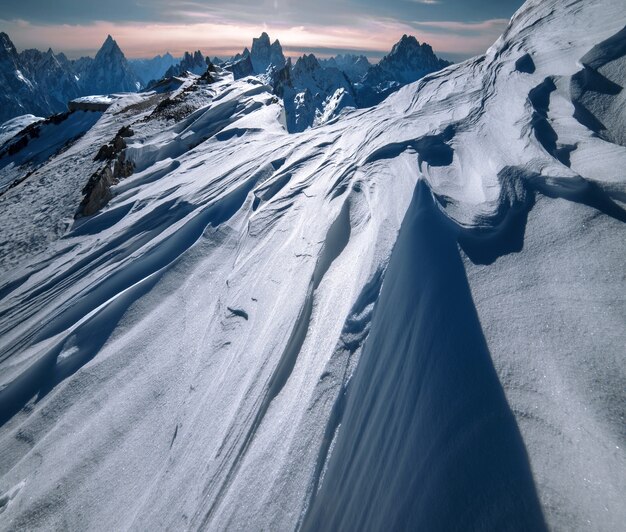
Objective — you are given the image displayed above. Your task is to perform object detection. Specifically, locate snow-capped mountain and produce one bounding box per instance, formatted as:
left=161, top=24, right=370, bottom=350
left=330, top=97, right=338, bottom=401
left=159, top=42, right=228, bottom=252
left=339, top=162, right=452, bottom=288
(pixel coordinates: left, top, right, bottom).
left=0, top=33, right=50, bottom=123
left=227, top=32, right=286, bottom=76
left=164, top=50, right=209, bottom=78
left=1, top=0, right=625, bottom=530
left=0, top=33, right=142, bottom=123
left=358, top=34, right=451, bottom=106
left=226, top=34, right=353, bottom=131
left=279, top=53, right=356, bottom=132
left=129, top=53, right=178, bottom=88
left=319, top=54, right=371, bottom=82
left=79, top=35, right=141, bottom=94
left=19, top=48, right=82, bottom=114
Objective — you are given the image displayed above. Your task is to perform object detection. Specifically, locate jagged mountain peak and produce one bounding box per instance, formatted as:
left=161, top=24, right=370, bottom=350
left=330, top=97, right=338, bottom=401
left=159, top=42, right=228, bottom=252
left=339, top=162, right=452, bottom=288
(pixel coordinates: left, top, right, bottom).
left=249, top=32, right=286, bottom=73
left=388, top=34, right=436, bottom=60
left=358, top=33, right=451, bottom=104
left=0, top=32, right=17, bottom=57
left=96, top=35, right=124, bottom=59
left=293, top=53, right=321, bottom=73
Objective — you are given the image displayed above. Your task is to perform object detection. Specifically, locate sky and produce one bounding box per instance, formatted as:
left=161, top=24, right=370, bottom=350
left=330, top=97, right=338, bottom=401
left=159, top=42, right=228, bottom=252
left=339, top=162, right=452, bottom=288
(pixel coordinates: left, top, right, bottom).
left=0, top=0, right=525, bottom=61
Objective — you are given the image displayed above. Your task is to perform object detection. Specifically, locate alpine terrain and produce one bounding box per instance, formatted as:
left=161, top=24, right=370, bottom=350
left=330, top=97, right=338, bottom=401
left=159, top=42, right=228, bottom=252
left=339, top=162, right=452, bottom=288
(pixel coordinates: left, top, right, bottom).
left=0, top=0, right=625, bottom=530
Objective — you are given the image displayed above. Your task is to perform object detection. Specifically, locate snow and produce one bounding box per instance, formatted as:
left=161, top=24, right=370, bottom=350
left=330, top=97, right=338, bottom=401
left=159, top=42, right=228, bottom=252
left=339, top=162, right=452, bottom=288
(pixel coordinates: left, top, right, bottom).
left=0, top=0, right=625, bottom=530
left=70, top=95, right=116, bottom=105
left=0, top=115, right=43, bottom=146
left=0, top=110, right=103, bottom=194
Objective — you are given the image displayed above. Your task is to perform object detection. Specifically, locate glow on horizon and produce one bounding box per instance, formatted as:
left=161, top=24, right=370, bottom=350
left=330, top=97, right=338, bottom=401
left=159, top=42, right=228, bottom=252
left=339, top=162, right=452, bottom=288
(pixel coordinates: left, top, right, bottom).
left=0, top=17, right=509, bottom=60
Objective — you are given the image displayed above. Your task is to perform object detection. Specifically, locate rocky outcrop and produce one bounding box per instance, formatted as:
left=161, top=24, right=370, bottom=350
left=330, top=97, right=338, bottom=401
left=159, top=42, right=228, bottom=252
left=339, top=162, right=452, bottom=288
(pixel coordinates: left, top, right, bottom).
left=80, top=125, right=135, bottom=216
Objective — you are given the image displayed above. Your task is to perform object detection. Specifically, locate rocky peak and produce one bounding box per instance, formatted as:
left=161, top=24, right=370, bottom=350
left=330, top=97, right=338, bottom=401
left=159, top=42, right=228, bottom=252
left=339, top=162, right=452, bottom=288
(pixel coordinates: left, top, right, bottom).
left=0, top=32, right=18, bottom=60
left=96, top=35, right=125, bottom=61
left=249, top=32, right=285, bottom=73
left=82, top=34, right=140, bottom=94
left=293, top=54, right=321, bottom=75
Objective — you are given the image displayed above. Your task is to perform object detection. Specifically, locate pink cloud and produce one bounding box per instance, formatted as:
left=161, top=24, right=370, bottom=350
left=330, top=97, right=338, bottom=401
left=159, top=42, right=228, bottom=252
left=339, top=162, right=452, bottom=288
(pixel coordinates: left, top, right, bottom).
left=0, top=16, right=508, bottom=60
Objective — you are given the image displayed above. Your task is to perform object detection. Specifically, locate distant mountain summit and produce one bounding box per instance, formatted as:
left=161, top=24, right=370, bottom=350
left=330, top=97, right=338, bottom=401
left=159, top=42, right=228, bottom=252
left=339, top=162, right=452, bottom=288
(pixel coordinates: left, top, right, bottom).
left=19, top=47, right=82, bottom=113
left=0, top=33, right=143, bottom=123
left=223, top=32, right=449, bottom=132
left=365, top=34, right=451, bottom=85
left=320, top=54, right=371, bottom=82
left=250, top=32, right=286, bottom=73
left=358, top=35, right=451, bottom=105
left=130, top=53, right=178, bottom=87
left=0, top=32, right=50, bottom=121
left=281, top=53, right=356, bottom=132
left=80, top=35, right=140, bottom=94
left=164, top=50, right=209, bottom=78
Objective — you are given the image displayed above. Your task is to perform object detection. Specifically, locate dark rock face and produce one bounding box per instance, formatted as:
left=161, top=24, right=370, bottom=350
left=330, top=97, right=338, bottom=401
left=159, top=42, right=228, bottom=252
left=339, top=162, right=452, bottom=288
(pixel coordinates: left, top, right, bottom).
left=228, top=56, right=255, bottom=80
left=250, top=32, right=286, bottom=73
left=80, top=126, right=136, bottom=216
left=79, top=166, right=116, bottom=216
left=358, top=35, right=451, bottom=106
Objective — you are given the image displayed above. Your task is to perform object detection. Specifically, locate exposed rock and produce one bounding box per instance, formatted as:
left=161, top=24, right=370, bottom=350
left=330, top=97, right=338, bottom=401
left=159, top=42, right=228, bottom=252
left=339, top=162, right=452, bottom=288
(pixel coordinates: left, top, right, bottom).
left=228, top=56, right=254, bottom=80
left=117, top=125, right=134, bottom=137
left=250, top=32, right=286, bottom=73
left=77, top=165, right=116, bottom=217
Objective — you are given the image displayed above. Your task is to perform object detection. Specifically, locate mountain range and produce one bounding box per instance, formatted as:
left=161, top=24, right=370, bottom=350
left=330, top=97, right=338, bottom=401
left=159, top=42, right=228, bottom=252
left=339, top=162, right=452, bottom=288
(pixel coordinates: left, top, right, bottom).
left=222, top=31, right=450, bottom=131
left=0, top=30, right=451, bottom=127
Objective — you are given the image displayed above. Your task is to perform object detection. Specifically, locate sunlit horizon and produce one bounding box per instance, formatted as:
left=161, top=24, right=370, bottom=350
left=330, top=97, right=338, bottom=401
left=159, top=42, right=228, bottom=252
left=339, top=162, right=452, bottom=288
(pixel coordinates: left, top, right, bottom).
left=1, top=16, right=511, bottom=62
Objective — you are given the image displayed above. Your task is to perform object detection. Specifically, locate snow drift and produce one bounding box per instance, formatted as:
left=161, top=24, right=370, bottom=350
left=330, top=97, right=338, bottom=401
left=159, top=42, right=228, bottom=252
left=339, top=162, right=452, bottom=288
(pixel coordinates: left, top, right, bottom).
left=0, top=0, right=625, bottom=530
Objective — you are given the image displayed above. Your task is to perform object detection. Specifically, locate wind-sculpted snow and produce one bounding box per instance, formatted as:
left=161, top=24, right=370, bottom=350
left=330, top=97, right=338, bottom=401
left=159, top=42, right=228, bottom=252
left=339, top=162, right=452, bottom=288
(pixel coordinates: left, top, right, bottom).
left=0, top=0, right=625, bottom=530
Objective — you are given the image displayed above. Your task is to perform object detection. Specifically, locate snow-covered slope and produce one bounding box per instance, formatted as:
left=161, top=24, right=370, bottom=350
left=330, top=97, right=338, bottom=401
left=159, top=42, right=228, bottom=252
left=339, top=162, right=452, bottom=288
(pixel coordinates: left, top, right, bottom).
left=0, top=1, right=625, bottom=530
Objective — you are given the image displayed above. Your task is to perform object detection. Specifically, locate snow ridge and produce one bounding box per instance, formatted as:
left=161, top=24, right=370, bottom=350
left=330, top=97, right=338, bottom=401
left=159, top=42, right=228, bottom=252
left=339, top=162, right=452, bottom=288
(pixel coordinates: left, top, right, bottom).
left=0, top=0, right=625, bottom=530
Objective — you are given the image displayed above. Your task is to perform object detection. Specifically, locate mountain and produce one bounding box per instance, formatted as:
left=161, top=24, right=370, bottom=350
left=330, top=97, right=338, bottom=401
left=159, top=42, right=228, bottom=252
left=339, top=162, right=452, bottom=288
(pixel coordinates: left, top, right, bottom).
left=227, top=32, right=285, bottom=76
left=19, top=48, right=82, bottom=113
left=164, top=50, right=209, bottom=78
left=358, top=34, right=451, bottom=105
left=1, top=0, right=626, bottom=530
left=250, top=31, right=286, bottom=73
left=80, top=35, right=141, bottom=94
left=319, top=54, right=371, bottom=82
left=129, top=53, right=178, bottom=87
left=0, top=32, right=49, bottom=123
left=280, top=53, right=356, bottom=132
left=0, top=33, right=142, bottom=124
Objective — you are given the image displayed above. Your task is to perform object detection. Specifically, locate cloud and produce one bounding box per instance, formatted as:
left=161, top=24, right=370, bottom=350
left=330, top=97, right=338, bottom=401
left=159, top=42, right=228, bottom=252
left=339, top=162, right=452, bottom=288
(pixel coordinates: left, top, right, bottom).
left=412, top=18, right=509, bottom=32
left=0, top=14, right=509, bottom=60
left=0, top=1, right=519, bottom=60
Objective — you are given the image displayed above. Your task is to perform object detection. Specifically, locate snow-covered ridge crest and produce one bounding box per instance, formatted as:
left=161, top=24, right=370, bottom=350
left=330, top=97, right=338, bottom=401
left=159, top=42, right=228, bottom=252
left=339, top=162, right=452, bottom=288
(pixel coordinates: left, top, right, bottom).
left=0, top=0, right=625, bottom=530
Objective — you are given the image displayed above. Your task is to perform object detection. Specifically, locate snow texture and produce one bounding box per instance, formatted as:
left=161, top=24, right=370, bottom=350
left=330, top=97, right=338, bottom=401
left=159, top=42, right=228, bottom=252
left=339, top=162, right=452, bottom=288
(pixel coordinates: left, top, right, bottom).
left=0, top=0, right=625, bottom=530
